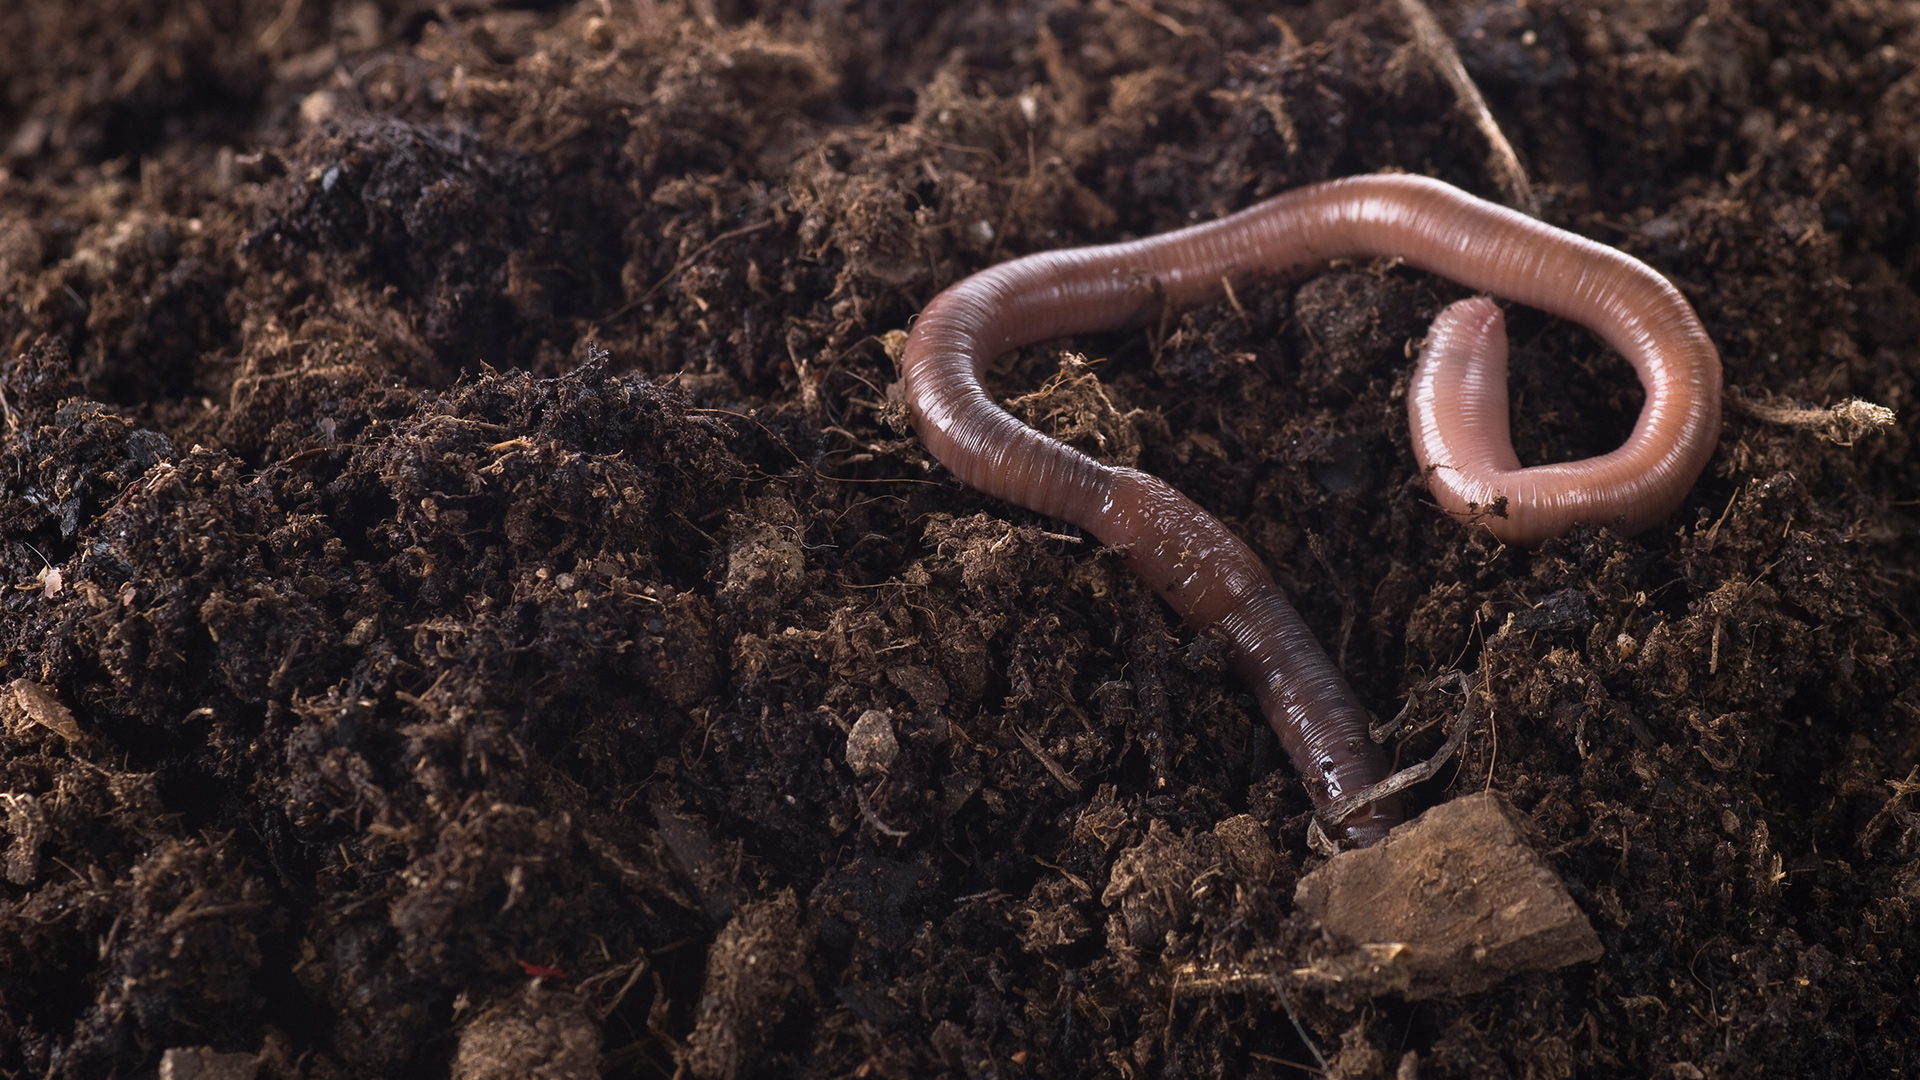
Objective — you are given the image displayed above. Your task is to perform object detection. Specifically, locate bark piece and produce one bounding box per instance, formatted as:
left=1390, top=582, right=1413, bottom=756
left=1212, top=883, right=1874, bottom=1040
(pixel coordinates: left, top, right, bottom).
left=1294, top=792, right=1601, bottom=999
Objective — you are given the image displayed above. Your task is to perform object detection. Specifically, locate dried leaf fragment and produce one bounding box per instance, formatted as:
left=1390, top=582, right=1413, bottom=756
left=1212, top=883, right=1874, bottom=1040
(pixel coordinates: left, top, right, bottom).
left=5, top=678, right=85, bottom=743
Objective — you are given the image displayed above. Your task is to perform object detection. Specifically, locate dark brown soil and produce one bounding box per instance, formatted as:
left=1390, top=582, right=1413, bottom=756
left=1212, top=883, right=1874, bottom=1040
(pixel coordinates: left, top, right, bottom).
left=2, top=1, right=1918, bottom=1077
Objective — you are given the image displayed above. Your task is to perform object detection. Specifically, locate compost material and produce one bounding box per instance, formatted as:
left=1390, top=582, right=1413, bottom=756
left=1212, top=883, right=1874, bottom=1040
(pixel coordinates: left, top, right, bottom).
left=1293, top=790, right=1604, bottom=1001
left=2, top=1, right=1918, bottom=1077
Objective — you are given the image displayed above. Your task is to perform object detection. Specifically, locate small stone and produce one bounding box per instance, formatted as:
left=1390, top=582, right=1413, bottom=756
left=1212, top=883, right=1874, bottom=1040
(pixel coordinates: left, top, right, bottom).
left=298, top=91, right=338, bottom=128
left=1293, top=791, right=1602, bottom=1000
left=844, top=710, right=899, bottom=777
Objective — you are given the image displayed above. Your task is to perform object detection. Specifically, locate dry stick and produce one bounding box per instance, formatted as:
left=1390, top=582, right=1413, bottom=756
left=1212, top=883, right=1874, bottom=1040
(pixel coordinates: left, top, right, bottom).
left=1394, top=0, right=1540, bottom=218
left=610, top=218, right=776, bottom=319
left=1725, top=387, right=1896, bottom=446
left=1315, top=672, right=1473, bottom=838
left=1012, top=724, right=1083, bottom=793
left=256, top=0, right=306, bottom=52
left=1268, top=976, right=1332, bottom=1074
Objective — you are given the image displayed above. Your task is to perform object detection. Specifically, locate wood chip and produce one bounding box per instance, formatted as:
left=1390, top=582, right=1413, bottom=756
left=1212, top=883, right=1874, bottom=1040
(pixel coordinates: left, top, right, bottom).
left=1293, top=791, right=1601, bottom=999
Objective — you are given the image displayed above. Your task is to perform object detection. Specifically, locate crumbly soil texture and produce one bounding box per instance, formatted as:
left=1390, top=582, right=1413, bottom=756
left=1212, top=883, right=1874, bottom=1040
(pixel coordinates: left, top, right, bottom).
left=2, top=1, right=1918, bottom=1078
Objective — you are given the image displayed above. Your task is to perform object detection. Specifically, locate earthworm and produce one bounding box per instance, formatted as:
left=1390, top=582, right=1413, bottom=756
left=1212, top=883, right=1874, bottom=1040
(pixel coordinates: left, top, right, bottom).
left=900, top=173, right=1722, bottom=845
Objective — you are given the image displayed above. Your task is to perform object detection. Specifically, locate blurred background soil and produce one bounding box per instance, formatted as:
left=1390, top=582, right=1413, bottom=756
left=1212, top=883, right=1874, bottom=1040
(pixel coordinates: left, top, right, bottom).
left=1, top=1, right=1918, bottom=1077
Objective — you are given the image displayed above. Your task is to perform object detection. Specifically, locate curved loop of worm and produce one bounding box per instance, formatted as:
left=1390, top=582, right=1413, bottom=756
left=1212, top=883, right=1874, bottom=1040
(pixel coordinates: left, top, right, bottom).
left=900, top=173, right=1723, bottom=846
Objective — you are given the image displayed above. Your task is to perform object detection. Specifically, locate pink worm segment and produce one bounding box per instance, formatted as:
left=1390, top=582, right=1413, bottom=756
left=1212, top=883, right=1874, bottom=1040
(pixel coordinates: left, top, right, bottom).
left=900, top=173, right=1722, bottom=846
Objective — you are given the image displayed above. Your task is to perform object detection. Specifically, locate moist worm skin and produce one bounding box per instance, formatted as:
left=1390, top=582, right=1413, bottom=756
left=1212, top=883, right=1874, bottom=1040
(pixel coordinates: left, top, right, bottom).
left=900, top=173, right=1722, bottom=846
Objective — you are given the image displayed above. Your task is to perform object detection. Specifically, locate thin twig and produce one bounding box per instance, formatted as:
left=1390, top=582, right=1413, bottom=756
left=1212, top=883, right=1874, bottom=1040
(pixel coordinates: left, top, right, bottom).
left=610, top=218, right=776, bottom=319
left=1269, top=976, right=1331, bottom=1074
left=854, top=785, right=910, bottom=839
left=1119, top=0, right=1209, bottom=39
left=1317, top=671, right=1473, bottom=829
left=1370, top=670, right=1461, bottom=743
left=1012, top=724, right=1082, bottom=793
left=1394, top=0, right=1539, bottom=217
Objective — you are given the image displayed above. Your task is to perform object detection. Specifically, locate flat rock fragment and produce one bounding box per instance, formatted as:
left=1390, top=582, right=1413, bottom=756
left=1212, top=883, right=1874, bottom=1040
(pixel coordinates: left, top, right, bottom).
left=844, top=708, right=899, bottom=777
left=1293, top=792, right=1601, bottom=999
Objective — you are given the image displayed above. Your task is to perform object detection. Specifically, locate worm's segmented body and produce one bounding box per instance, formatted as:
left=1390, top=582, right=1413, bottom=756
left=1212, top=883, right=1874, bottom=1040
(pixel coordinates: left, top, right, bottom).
left=901, top=174, right=1722, bottom=845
